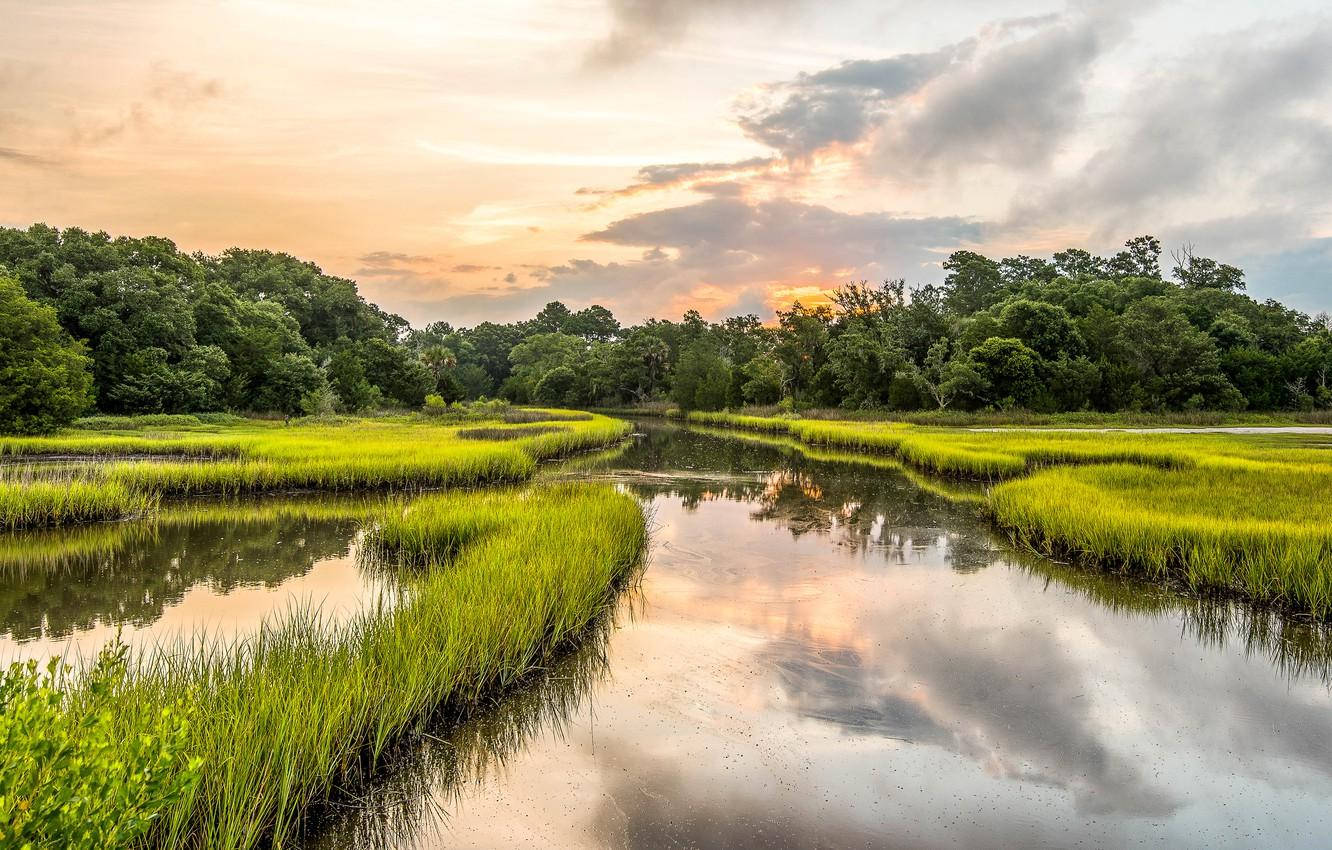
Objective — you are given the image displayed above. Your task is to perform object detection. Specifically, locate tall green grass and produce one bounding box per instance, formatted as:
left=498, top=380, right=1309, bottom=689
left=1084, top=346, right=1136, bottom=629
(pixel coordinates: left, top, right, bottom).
left=991, top=463, right=1332, bottom=616
left=28, top=483, right=644, bottom=850
left=0, top=480, right=157, bottom=531
left=0, top=413, right=631, bottom=530
left=688, top=410, right=1332, bottom=616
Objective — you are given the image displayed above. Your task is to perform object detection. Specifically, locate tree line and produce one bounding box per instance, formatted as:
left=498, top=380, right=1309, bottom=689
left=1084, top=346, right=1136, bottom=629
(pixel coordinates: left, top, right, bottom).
left=2, top=224, right=1330, bottom=433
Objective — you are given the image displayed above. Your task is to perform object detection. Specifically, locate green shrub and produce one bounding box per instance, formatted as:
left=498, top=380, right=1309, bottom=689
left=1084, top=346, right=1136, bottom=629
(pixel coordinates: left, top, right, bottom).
left=422, top=393, right=447, bottom=415
left=0, top=641, right=202, bottom=849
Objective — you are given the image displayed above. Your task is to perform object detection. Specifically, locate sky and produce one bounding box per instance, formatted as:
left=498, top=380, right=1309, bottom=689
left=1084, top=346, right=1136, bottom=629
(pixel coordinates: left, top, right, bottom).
left=1, top=0, right=1330, bottom=327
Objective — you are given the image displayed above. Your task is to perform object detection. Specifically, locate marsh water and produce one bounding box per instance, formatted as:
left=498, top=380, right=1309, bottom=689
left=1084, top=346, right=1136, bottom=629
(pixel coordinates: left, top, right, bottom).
left=5, top=422, right=1332, bottom=847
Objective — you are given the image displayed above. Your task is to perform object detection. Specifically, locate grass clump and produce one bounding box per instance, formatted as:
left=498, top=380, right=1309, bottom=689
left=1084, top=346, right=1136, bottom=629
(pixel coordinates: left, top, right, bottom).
left=0, top=479, right=157, bottom=531
left=15, top=483, right=644, bottom=850
left=687, top=410, right=1332, bottom=616
left=130, top=484, right=644, bottom=849
left=0, top=413, right=631, bottom=529
left=991, top=463, right=1332, bottom=616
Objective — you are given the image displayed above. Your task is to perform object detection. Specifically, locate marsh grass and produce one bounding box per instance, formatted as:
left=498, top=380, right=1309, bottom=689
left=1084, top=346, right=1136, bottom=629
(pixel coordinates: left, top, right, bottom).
left=688, top=411, right=1332, bottom=617
left=0, top=479, right=157, bottom=531
left=0, top=413, right=631, bottom=530
left=34, top=483, right=646, bottom=850
left=991, top=463, right=1332, bottom=617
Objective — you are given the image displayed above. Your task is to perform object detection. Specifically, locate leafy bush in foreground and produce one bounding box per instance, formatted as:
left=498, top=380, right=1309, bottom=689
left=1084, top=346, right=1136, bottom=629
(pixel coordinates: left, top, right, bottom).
left=0, top=641, right=202, bottom=849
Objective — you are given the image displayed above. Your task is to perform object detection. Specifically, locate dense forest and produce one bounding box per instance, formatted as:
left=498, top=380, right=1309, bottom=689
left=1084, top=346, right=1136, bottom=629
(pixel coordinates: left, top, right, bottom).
left=1, top=224, right=1330, bottom=433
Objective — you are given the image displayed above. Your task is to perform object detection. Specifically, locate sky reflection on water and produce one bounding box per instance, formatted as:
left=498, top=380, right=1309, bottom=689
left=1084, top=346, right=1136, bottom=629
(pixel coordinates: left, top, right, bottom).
left=301, top=424, right=1332, bottom=848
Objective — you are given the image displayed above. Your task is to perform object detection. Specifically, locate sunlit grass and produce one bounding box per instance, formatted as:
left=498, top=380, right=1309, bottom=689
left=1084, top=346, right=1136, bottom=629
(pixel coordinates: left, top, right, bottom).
left=0, top=413, right=631, bottom=530
left=28, top=483, right=645, bottom=850
left=687, top=410, right=1332, bottom=616
left=0, top=479, right=157, bottom=531
left=991, top=463, right=1332, bottom=616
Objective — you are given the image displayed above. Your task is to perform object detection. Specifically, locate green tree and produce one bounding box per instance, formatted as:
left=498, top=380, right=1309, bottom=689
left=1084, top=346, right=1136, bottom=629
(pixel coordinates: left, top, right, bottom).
left=533, top=366, right=577, bottom=404
left=1115, top=297, right=1243, bottom=410
left=673, top=342, right=731, bottom=411
left=1171, top=245, right=1245, bottom=291
left=967, top=338, right=1043, bottom=409
left=998, top=299, right=1084, bottom=360
left=911, top=338, right=984, bottom=410
left=941, top=251, right=1004, bottom=315
left=740, top=355, right=783, bottom=405
left=325, top=345, right=376, bottom=412
left=0, top=276, right=92, bottom=433
left=774, top=302, right=832, bottom=402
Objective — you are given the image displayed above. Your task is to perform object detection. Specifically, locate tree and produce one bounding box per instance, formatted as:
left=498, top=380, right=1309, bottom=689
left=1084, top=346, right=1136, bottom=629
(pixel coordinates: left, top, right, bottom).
left=0, top=276, right=93, bottom=433
left=1106, top=235, right=1162, bottom=279
left=740, top=355, right=783, bottom=405
left=255, top=353, right=325, bottom=416
left=825, top=320, right=905, bottom=408
left=911, top=338, right=983, bottom=410
left=1171, top=245, right=1245, bottom=291
left=507, top=332, right=585, bottom=400
left=672, top=342, right=731, bottom=411
left=998, top=299, right=1084, bottom=360
left=774, top=302, right=832, bottom=402
left=533, top=366, right=577, bottom=404
left=325, top=344, right=376, bottom=412
left=531, top=301, right=573, bottom=335
left=566, top=305, right=621, bottom=341
left=941, top=251, right=1004, bottom=315
left=1052, top=248, right=1105, bottom=280
left=967, top=338, right=1043, bottom=409
left=1115, top=297, right=1243, bottom=410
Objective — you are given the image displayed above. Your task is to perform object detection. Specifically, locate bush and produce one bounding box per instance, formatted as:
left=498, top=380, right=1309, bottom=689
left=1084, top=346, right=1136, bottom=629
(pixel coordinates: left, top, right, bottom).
left=422, top=393, right=448, bottom=416
left=0, top=640, right=202, bottom=848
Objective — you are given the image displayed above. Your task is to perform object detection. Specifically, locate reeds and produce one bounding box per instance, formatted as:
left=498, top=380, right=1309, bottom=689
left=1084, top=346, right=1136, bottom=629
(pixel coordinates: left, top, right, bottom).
left=40, top=483, right=645, bottom=850
left=990, top=463, right=1332, bottom=617
left=0, top=413, right=631, bottom=530
left=0, top=479, right=157, bottom=531
left=688, top=410, right=1332, bottom=616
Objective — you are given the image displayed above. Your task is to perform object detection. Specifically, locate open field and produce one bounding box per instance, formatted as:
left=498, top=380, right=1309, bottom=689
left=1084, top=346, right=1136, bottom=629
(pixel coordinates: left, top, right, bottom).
left=684, top=411, right=1332, bottom=617
left=5, top=483, right=646, bottom=849
left=0, top=411, right=630, bottom=530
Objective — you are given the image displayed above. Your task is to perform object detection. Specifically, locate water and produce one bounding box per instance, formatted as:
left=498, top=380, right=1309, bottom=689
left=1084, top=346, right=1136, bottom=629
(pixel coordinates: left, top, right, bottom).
left=5, top=423, right=1332, bottom=847
left=0, top=494, right=394, bottom=664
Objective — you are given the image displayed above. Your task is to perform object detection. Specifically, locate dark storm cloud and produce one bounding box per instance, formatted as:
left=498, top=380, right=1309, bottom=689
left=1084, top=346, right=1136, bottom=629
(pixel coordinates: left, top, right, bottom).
left=586, top=0, right=805, bottom=68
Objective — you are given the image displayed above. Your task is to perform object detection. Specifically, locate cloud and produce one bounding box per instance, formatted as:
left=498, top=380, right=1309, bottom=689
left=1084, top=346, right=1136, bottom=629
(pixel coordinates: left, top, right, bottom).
left=582, top=196, right=980, bottom=281
left=449, top=263, right=498, bottom=273
left=735, top=41, right=975, bottom=159
left=0, top=146, right=54, bottom=167
left=1016, top=20, right=1332, bottom=241
left=732, top=7, right=1135, bottom=175
left=1239, top=238, right=1332, bottom=316
left=585, top=0, right=804, bottom=68
left=425, top=197, right=983, bottom=323
left=146, top=63, right=224, bottom=108
left=61, top=62, right=226, bottom=150
left=577, top=156, right=777, bottom=201
left=354, top=250, right=439, bottom=277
